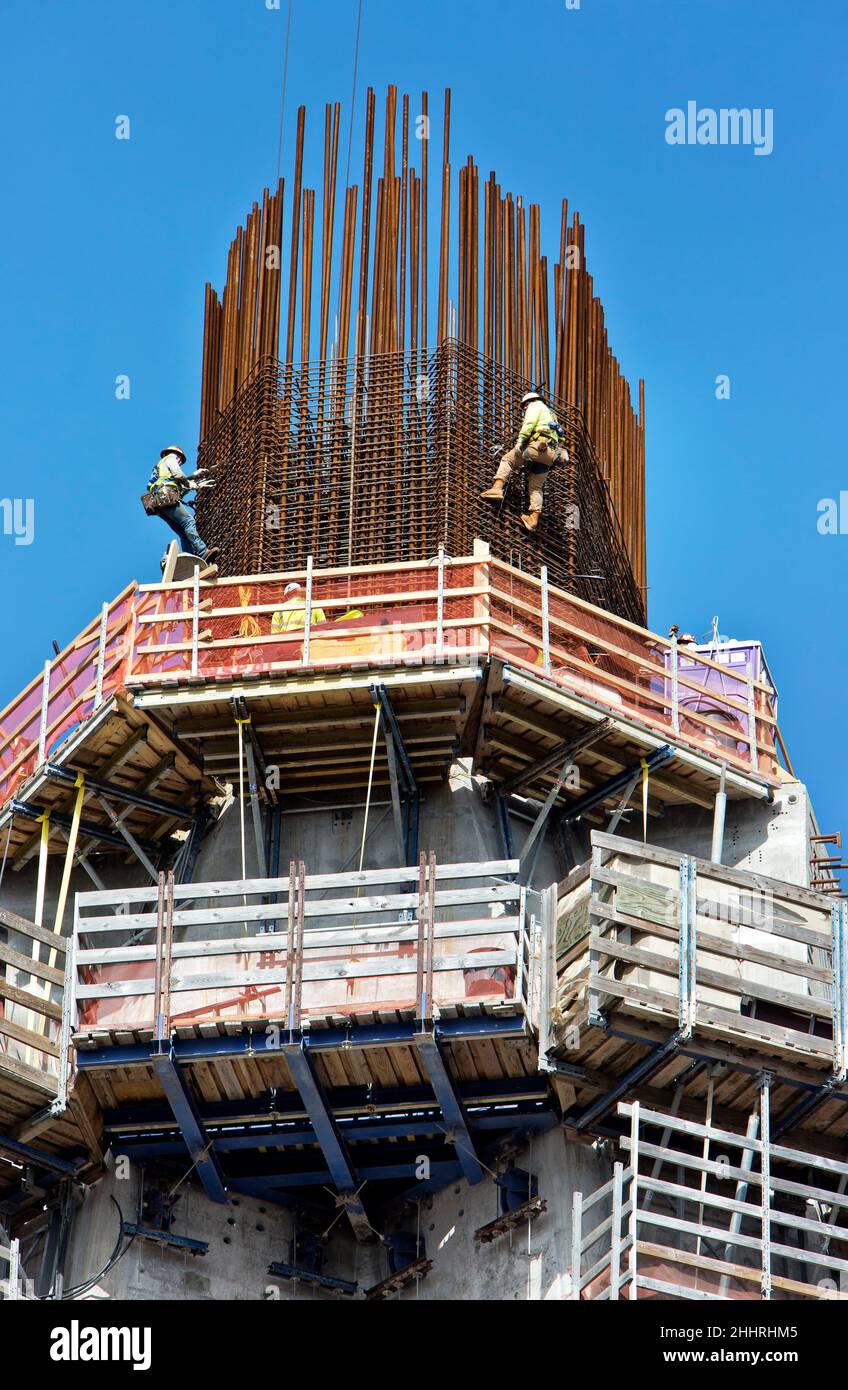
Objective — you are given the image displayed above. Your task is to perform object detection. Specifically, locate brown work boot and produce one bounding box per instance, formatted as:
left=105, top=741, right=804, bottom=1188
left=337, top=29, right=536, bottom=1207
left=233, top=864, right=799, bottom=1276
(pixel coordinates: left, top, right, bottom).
left=480, top=479, right=505, bottom=501
left=520, top=512, right=539, bottom=533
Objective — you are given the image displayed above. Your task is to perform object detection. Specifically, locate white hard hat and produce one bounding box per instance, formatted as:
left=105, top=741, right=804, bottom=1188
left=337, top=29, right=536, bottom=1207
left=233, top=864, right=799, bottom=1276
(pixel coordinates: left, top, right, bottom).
left=284, top=582, right=302, bottom=597
left=160, top=444, right=187, bottom=461
left=521, top=391, right=541, bottom=406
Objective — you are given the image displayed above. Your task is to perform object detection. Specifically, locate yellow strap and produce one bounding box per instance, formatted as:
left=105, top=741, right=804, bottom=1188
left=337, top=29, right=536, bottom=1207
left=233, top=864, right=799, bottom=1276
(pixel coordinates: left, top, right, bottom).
left=641, top=759, right=650, bottom=842
left=34, top=811, right=51, bottom=930
left=51, top=772, right=85, bottom=963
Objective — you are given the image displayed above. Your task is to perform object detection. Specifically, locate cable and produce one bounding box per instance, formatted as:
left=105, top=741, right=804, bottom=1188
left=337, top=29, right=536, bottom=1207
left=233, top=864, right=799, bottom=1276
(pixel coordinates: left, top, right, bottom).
left=51, top=1197, right=134, bottom=1301
left=274, top=0, right=294, bottom=184
left=357, top=705, right=381, bottom=876
left=343, top=0, right=364, bottom=193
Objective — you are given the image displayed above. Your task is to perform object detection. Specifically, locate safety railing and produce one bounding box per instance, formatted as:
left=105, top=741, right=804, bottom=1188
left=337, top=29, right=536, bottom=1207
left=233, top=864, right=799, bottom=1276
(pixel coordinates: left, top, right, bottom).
left=0, top=906, right=66, bottom=1082
left=572, top=1098, right=848, bottom=1300
left=579, top=832, right=846, bottom=1069
left=0, top=585, right=136, bottom=807
left=0, top=1228, right=30, bottom=1301
left=487, top=559, right=783, bottom=777
left=68, top=856, right=533, bottom=1045
left=0, top=552, right=788, bottom=820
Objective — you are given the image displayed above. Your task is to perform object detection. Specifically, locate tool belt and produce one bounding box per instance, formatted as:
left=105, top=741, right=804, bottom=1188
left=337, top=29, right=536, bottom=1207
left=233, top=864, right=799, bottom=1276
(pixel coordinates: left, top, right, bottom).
left=141, top=483, right=182, bottom=515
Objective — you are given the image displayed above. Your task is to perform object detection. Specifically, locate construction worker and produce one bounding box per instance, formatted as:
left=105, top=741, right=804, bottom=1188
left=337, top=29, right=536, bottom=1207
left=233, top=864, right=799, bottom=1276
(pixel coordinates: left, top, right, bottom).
left=480, top=390, right=567, bottom=533
left=145, top=445, right=219, bottom=563
left=271, top=582, right=327, bottom=634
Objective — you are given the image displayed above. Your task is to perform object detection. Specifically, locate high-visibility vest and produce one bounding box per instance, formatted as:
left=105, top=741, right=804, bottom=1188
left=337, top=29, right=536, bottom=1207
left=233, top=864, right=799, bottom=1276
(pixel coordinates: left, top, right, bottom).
left=271, top=599, right=327, bottom=634
left=148, top=459, right=184, bottom=493
left=517, top=401, right=559, bottom=449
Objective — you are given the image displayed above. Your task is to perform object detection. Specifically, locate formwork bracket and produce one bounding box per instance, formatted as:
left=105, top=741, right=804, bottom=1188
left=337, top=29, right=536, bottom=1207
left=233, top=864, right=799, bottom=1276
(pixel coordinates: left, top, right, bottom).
left=149, top=1048, right=228, bottom=1204
left=412, top=1028, right=485, bottom=1186
left=280, top=1038, right=372, bottom=1242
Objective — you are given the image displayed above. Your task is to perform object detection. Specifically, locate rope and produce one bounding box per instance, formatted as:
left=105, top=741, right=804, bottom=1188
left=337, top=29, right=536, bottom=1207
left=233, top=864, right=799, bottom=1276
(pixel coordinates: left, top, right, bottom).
left=343, top=0, right=364, bottom=192
left=357, top=705, right=381, bottom=877
left=274, top=0, right=294, bottom=184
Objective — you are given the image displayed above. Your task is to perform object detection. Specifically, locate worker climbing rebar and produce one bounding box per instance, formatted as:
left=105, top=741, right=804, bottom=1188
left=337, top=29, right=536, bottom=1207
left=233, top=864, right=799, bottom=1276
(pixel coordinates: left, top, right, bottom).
left=141, top=445, right=220, bottom=564
left=480, top=390, right=568, bottom=533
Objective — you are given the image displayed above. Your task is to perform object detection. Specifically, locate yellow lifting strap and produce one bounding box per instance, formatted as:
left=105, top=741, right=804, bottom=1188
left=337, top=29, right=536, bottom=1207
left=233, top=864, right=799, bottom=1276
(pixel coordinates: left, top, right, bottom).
left=640, top=758, right=650, bottom=843
left=51, top=772, right=85, bottom=969
left=34, top=809, right=51, bottom=931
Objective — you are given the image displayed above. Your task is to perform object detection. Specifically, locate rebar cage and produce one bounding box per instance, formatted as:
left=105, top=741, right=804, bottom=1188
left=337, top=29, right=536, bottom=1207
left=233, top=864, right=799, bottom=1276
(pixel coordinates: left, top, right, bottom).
left=196, top=340, right=645, bottom=625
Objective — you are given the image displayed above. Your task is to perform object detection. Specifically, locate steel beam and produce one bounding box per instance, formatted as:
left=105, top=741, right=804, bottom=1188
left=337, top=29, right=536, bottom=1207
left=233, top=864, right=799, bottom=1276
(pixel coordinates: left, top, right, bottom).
left=413, top=1029, right=485, bottom=1185
left=76, top=1013, right=531, bottom=1070
left=45, top=763, right=192, bottom=822
left=149, top=1049, right=228, bottom=1203
left=501, top=719, right=615, bottom=796
left=0, top=1133, right=81, bottom=1177
left=281, top=1039, right=372, bottom=1241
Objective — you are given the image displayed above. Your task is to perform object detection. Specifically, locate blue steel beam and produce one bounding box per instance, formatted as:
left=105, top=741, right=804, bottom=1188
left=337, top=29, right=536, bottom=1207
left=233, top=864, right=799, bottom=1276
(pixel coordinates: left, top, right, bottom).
left=104, top=1076, right=548, bottom=1130
left=76, top=1014, right=530, bottom=1071
left=107, top=1106, right=556, bottom=1159
left=281, top=1039, right=372, bottom=1241
left=150, top=1050, right=228, bottom=1204
left=570, top=1032, right=683, bottom=1132
left=0, top=1133, right=82, bottom=1176
left=413, top=1031, right=485, bottom=1185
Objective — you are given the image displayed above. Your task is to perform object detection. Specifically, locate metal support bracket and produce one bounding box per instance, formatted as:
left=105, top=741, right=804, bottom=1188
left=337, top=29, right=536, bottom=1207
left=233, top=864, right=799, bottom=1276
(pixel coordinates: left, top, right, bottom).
left=412, top=1027, right=485, bottom=1186
left=280, top=1038, right=372, bottom=1241
left=149, top=1049, right=228, bottom=1204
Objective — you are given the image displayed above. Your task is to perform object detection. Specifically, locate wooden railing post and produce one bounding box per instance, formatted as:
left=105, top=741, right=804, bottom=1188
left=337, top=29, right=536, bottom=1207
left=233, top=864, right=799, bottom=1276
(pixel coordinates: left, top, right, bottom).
left=303, top=555, right=314, bottom=667
left=93, top=601, right=109, bottom=708
left=36, top=661, right=50, bottom=767
left=540, top=565, right=551, bottom=676
left=436, top=544, right=445, bottom=658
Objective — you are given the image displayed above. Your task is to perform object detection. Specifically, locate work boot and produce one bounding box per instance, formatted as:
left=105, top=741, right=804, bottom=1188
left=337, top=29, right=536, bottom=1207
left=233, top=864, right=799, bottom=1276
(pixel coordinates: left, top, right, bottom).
left=520, top=512, right=540, bottom=534
left=480, top=478, right=505, bottom=501
left=204, top=547, right=221, bottom=564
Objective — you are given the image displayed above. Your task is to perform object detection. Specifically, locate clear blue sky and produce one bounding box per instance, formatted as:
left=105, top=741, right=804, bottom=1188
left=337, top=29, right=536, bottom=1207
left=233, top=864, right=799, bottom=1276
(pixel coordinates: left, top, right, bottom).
left=1, top=0, right=845, bottom=835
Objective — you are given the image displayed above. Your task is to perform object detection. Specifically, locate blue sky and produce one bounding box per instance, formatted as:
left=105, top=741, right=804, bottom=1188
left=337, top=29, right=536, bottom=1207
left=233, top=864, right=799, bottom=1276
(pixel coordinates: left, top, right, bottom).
left=1, top=0, right=845, bottom=835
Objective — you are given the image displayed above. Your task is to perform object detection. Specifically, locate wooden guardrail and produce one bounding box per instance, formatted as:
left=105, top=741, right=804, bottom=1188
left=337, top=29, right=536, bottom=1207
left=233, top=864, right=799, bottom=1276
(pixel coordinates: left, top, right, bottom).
left=70, top=857, right=532, bottom=1042
left=0, top=551, right=789, bottom=820
left=572, top=1098, right=848, bottom=1301
left=0, top=905, right=66, bottom=1081
left=580, top=831, right=846, bottom=1069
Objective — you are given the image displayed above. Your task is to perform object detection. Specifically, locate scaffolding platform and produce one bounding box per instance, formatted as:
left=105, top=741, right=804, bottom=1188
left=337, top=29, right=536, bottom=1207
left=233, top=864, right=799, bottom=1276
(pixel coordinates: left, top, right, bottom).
left=551, top=832, right=848, bottom=1150
left=61, top=856, right=554, bottom=1233
left=0, top=552, right=790, bottom=861
left=571, top=1096, right=848, bottom=1301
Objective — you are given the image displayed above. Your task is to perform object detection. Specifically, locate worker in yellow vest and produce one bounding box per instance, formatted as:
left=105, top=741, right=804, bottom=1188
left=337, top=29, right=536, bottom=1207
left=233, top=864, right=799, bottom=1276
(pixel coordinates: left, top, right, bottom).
left=271, top=582, right=327, bottom=634
left=143, top=445, right=220, bottom=563
left=480, top=391, right=567, bottom=533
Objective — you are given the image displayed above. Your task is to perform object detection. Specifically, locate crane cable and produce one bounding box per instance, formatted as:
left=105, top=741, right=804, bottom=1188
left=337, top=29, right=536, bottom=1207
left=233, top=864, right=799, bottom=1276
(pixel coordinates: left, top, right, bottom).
left=275, top=0, right=294, bottom=184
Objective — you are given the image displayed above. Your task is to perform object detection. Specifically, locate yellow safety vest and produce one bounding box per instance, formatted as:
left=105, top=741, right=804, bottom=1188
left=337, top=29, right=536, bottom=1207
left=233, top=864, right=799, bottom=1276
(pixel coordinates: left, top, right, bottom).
left=271, top=600, right=327, bottom=634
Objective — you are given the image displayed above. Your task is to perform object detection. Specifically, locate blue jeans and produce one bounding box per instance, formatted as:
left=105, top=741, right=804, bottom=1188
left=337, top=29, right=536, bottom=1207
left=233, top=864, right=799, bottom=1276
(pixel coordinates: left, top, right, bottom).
left=158, top=503, right=208, bottom=557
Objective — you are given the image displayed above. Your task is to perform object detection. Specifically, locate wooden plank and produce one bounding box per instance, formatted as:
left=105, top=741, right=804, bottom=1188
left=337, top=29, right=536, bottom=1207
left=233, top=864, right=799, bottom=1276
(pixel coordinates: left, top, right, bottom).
left=591, top=934, right=832, bottom=1021
left=77, top=917, right=521, bottom=965
left=0, top=1018, right=59, bottom=1060
left=0, top=978, right=62, bottom=1021
left=593, top=832, right=834, bottom=914
left=0, top=907, right=68, bottom=955
left=75, top=947, right=519, bottom=999
left=76, top=859, right=519, bottom=910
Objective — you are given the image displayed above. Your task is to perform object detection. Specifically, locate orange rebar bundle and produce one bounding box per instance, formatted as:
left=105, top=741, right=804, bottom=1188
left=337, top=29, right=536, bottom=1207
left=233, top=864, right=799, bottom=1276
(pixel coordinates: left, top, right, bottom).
left=197, top=87, right=647, bottom=623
